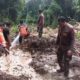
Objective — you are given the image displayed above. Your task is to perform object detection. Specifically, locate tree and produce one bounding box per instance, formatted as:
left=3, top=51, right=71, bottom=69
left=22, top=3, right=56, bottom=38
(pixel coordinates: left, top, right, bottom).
left=19, top=0, right=80, bottom=25
left=73, top=0, right=80, bottom=21
left=0, top=0, right=25, bottom=22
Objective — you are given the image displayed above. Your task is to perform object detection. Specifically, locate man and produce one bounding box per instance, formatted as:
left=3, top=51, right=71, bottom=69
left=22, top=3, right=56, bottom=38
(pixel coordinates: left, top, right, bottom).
left=0, top=23, right=9, bottom=55
left=3, top=22, right=11, bottom=49
left=0, top=23, right=6, bottom=47
left=37, top=10, right=44, bottom=38
left=56, top=16, right=75, bottom=78
left=18, top=20, right=30, bottom=45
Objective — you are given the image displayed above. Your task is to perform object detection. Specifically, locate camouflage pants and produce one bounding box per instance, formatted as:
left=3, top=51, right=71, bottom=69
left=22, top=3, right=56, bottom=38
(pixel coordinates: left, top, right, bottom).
left=37, top=27, right=43, bottom=38
left=56, top=47, right=72, bottom=76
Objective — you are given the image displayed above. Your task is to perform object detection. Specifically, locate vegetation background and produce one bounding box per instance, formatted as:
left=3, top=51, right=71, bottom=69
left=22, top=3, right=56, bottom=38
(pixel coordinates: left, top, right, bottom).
left=0, top=0, right=80, bottom=25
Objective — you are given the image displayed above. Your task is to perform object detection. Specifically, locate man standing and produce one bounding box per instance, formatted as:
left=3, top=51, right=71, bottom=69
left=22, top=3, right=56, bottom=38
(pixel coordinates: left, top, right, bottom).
left=56, top=17, right=75, bottom=78
left=37, top=10, right=44, bottom=38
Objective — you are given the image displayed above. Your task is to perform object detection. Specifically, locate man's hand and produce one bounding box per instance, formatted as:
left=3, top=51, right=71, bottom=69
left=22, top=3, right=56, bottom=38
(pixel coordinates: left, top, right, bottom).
left=67, top=50, right=72, bottom=56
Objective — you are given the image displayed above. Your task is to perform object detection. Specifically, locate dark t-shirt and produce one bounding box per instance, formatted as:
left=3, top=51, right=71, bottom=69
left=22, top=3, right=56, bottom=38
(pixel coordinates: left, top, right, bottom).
left=37, top=13, right=44, bottom=27
left=56, top=23, right=74, bottom=49
left=3, top=27, right=9, bottom=42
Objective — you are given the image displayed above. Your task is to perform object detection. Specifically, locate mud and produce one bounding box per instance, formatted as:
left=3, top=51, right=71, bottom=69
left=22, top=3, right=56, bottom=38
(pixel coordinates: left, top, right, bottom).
left=0, top=27, right=80, bottom=80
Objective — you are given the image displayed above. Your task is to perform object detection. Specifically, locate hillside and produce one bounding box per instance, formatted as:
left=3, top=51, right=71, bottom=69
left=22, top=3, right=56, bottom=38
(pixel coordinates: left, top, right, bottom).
left=0, top=25, right=80, bottom=80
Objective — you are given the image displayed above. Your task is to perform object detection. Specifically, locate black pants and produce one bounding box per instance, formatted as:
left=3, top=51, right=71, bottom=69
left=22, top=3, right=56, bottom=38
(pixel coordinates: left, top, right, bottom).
left=57, top=47, right=72, bottom=76
left=19, top=36, right=22, bottom=44
left=37, top=27, right=43, bottom=38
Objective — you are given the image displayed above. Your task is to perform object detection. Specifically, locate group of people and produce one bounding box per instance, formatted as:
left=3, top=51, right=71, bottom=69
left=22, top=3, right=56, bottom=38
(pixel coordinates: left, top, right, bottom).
left=0, top=10, right=44, bottom=51
left=37, top=10, right=75, bottom=78
left=0, top=10, right=75, bottom=79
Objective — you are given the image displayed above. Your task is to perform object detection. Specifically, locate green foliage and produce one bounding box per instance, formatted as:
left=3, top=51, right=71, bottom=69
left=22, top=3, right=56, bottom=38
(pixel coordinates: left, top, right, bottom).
left=72, top=0, right=80, bottom=21
left=11, top=25, right=18, bottom=33
left=0, top=0, right=25, bottom=22
left=0, top=0, right=80, bottom=26
left=51, top=19, right=58, bottom=28
left=26, top=15, right=36, bottom=24
left=24, top=0, right=80, bottom=27
left=44, top=0, right=62, bottom=26
left=76, top=32, right=80, bottom=40
left=22, top=0, right=53, bottom=25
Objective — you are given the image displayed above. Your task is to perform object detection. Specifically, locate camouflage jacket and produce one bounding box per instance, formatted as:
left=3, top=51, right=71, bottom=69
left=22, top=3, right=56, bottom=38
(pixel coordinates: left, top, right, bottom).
left=56, top=23, right=75, bottom=50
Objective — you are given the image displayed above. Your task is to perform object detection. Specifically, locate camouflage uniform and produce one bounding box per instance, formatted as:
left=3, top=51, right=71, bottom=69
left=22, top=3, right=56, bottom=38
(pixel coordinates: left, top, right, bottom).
left=56, top=23, right=75, bottom=77
left=37, top=13, right=44, bottom=38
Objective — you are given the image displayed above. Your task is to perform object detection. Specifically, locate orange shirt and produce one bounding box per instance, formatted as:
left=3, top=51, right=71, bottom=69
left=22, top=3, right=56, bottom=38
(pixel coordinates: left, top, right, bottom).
left=0, top=28, right=6, bottom=47
left=19, top=25, right=29, bottom=37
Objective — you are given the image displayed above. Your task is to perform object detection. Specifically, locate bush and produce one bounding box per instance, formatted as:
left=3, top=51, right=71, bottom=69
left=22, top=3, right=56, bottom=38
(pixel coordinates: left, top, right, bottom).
left=76, top=32, right=80, bottom=40
left=69, top=19, right=77, bottom=25
left=51, top=19, right=58, bottom=28
left=11, top=25, right=18, bottom=33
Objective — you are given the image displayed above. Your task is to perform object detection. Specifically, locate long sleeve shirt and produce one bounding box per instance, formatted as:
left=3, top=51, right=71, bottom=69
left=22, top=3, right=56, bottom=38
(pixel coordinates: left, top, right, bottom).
left=37, top=13, right=44, bottom=27
left=56, top=23, right=75, bottom=49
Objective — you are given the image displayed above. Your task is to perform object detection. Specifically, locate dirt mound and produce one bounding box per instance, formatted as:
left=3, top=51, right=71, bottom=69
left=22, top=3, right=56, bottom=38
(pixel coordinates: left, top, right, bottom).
left=21, top=36, right=56, bottom=54
left=0, top=27, right=80, bottom=80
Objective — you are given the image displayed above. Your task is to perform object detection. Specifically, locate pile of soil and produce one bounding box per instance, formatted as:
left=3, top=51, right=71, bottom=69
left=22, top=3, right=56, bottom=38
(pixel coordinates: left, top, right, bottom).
left=0, top=27, right=80, bottom=80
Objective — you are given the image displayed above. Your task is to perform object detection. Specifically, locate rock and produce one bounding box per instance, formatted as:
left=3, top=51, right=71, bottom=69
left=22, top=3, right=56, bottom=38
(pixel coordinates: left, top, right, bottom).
left=70, top=56, right=80, bottom=67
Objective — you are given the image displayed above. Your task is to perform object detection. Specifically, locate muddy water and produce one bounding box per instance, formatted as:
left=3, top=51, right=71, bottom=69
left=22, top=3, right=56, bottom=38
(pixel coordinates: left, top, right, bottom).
left=0, top=49, right=80, bottom=80
left=0, top=49, right=43, bottom=80
left=31, top=53, right=80, bottom=80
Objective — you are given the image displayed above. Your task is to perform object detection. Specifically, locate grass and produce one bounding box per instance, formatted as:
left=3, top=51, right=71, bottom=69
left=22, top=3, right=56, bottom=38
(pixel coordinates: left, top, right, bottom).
left=10, top=24, right=36, bottom=37
left=76, top=32, right=80, bottom=40
left=11, top=25, right=18, bottom=33
left=10, top=25, right=18, bottom=39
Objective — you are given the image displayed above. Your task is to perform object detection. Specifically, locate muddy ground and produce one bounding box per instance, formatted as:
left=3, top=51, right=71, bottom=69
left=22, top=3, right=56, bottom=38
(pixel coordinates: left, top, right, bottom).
left=0, top=27, right=80, bottom=80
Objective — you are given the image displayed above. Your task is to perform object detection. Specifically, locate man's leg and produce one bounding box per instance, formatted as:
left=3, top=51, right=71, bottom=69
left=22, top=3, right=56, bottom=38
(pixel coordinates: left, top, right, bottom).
left=39, top=27, right=43, bottom=38
left=37, top=27, right=40, bottom=37
left=64, top=52, right=72, bottom=77
left=56, top=48, right=64, bottom=72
